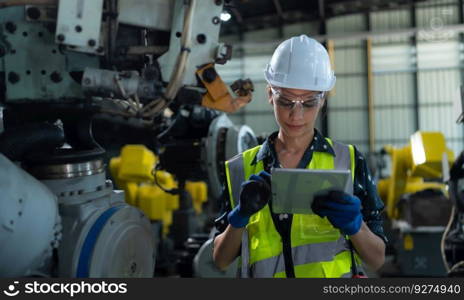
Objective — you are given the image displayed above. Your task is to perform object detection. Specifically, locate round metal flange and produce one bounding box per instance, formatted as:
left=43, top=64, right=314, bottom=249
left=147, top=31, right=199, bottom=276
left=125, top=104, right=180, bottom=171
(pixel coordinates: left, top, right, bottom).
left=225, top=124, right=258, bottom=160
left=193, top=238, right=238, bottom=278
left=29, top=159, right=105, bottom=179
left=76, top=205, right=156, bottom=277
left=205, top=114, right=234, bottom=200
left=205, top=114, right=258, bottom=200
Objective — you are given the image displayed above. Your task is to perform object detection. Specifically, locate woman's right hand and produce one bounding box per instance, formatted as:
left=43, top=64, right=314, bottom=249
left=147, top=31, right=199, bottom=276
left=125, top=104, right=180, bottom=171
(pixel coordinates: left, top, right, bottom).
left=227, top=171, right=271, bottom=228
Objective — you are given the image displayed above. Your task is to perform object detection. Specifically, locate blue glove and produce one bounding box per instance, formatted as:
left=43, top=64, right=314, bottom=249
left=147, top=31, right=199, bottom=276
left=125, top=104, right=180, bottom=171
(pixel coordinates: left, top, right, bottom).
left=311, top=190, right=362, bottom=236
left=228, top=171, right=271, bottom=228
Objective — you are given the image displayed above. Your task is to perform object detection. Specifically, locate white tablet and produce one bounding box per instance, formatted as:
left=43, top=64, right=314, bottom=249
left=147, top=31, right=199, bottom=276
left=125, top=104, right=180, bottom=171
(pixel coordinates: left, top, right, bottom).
left=271, top=168, right=351, bottom=214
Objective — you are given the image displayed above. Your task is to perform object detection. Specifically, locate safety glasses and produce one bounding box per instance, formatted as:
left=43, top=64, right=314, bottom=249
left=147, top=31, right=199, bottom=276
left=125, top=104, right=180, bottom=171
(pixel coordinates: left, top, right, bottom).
left=270, top=87, right=324, bottom=111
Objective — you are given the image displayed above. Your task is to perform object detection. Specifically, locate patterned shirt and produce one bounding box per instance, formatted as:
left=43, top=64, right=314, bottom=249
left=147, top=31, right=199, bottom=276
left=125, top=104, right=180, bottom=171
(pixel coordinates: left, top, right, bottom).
left=215, top=129, right=387, bottom=244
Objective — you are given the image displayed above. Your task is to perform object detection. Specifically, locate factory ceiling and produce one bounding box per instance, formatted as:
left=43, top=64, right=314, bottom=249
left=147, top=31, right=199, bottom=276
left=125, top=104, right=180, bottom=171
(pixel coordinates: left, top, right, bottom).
left=220, top=0, right=429, bottom=35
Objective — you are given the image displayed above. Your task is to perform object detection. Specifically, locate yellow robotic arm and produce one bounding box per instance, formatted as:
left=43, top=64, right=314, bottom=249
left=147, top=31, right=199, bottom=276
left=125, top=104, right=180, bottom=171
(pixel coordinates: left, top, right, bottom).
left=378, top=131, right=454, bottom=220
left=110, top=145, right=207, bottom=237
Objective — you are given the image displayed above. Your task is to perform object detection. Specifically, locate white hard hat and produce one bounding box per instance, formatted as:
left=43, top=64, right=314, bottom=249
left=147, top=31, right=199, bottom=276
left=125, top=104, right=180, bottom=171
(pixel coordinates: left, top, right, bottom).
left=264, top=35, right=336, bottom=91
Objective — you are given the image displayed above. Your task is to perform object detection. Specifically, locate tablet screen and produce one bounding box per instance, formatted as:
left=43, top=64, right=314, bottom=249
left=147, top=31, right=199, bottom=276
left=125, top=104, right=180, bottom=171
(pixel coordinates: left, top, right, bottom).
left=271, top=168, right=351, bottom=214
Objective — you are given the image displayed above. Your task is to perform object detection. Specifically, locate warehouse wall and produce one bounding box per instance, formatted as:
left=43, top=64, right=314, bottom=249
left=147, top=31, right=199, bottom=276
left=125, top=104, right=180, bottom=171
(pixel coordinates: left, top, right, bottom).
left=218, top=0, right=464, bottom=159
left=326, top=14, right=369, bottom=153
left=370, top=0, right=463, bottom=155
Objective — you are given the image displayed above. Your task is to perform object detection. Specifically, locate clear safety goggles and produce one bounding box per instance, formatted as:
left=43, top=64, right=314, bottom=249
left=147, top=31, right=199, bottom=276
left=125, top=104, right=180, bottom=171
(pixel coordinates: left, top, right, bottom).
left=270, top=87, right=324, bottom=111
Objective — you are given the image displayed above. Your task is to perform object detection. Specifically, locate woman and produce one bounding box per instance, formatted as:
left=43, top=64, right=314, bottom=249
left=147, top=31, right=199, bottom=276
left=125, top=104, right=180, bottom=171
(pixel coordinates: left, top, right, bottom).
left=212, top=35, right=386, bottom=278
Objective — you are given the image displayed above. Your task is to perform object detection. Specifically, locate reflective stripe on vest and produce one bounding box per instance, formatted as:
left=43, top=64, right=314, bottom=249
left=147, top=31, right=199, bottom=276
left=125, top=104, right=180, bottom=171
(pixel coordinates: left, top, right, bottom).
left=251, top=235, right=349, bottom=277
left=225, top=138, right=359, bottom=278
left=225, top=154, right=251, bottom=277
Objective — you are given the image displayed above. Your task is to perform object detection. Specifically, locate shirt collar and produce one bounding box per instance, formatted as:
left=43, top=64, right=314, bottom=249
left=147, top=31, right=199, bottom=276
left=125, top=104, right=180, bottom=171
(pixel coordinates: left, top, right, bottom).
left=251, top=129, right=335, bottom=165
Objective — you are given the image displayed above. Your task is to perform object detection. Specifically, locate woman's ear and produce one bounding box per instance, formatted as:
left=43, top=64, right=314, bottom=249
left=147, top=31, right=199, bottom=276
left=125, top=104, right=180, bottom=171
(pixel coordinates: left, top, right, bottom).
left=266, top=85, right=273, bottom=105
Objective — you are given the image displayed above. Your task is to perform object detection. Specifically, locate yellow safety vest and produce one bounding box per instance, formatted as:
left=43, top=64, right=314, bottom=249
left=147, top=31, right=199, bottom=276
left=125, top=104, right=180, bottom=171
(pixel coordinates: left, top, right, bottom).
left=225, top=138, right=362, bottom=278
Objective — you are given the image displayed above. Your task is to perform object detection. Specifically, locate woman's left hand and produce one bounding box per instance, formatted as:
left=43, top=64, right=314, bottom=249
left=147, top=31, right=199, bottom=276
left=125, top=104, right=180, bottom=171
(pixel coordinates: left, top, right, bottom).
left=311, top=190, right=362, bottom=236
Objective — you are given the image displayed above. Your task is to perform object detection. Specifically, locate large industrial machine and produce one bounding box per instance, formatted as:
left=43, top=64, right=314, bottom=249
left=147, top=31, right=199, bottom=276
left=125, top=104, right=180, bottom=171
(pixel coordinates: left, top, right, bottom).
left=445, top=148, right=464, bottom=277
left=442, top=89, right=464, bottom=277
left=377, top=131, right=455, bottom=277
left=0, top=0, right=258, bottom=278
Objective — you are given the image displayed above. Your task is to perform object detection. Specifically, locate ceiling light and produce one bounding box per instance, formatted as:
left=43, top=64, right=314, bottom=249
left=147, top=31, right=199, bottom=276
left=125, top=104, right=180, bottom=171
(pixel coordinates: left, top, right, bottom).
left=220, top=12, right=231, bottom=22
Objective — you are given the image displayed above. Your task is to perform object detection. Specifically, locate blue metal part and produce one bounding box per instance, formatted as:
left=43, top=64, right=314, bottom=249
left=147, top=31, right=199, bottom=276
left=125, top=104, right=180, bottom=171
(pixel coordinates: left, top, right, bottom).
left=76, top=205, right=123, bottom=277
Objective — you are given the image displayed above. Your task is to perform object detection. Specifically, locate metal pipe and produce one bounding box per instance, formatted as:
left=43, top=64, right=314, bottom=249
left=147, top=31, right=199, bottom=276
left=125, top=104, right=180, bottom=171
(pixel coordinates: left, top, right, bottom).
left=410, top=3, right=420, bottom=132
left=366, top=37, right=375, bottom=153
left=141, top=0, right=196, bottom=117
left=272, top=0, right=284, bottom=19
